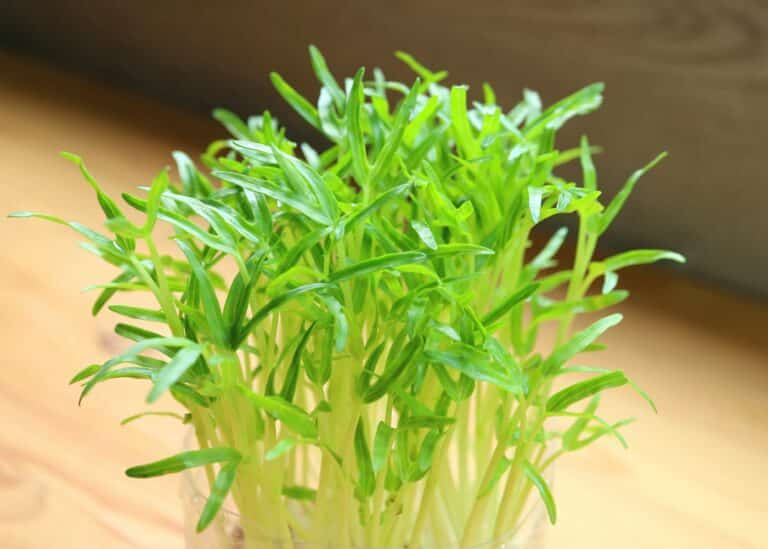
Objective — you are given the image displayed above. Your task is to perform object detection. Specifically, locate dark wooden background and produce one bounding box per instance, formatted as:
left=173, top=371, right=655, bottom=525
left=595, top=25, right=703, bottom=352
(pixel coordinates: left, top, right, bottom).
left=3, top=1, right=766, bottom=297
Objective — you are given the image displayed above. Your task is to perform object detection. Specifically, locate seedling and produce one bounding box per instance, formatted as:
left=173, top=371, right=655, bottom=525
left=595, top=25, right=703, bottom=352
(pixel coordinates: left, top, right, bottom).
left=13, top=47, right=683, bottom=548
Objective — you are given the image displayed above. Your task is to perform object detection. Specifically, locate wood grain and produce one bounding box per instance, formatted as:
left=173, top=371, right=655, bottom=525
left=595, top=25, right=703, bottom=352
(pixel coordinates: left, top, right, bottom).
left=0, top=53, right=766, bottom=549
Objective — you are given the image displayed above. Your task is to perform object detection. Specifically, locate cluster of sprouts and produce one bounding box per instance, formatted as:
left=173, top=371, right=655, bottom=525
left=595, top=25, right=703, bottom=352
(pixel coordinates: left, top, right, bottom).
left=14, top=47, right=682, bottom=548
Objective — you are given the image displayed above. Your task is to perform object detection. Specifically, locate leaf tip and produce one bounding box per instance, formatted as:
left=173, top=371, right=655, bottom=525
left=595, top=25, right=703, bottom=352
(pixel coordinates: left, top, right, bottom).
left=60, top=151, right=81, bottom=164
left=124, top=466, right=141, bottom=478
left=670, top=252, right=686, bottom=264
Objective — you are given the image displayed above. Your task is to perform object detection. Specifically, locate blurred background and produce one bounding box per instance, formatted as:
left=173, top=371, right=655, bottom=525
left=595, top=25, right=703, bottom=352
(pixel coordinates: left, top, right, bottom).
left=1, top=3, right=766, bottom=549
left=3, top=0, right=766, bottom=298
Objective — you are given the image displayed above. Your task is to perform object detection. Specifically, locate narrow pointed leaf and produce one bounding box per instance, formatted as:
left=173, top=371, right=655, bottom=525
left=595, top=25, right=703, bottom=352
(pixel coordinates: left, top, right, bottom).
left=236, top=283, right=331, bottom=348
left=541, top=314, right=623, bottom=375
left=522, top=460, right=557, bottom=524
left=546, top=371, right=628, bottom=412
left=482, top=283, right=539, bottom=326
left=347, top=68, right=369, bottom=184
left=354, top=419, right=375, bottom=498
left=271, top=72, right=321, bottom=128
left=197, top=458, right=240, bottom=532
left=238, top=387, right=318, bottom=438
left=108, top=305, right=166, bottom=323
left=329, top=252, right=428, bottom=283
left=599, top=152, right=667, bottom=234
left=308, top=45, right=345, bottom=109
left=147, top=344, right=203, bottom=403
left=125, top=447, right=240, bottom=478
left=177, top=240, right=227, bottom=347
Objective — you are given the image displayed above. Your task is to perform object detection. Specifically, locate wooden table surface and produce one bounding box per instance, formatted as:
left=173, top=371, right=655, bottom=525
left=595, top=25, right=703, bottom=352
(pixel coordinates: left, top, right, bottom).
left=1, top=53, right=766, bottom=549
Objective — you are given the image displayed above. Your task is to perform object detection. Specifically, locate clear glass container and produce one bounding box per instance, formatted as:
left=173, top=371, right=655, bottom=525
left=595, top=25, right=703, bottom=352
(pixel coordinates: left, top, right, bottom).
left=181, top=460, right=551, bottom=549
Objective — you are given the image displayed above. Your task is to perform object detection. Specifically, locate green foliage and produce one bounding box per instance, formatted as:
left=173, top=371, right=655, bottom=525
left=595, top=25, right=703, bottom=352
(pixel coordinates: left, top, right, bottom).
left=12, top=46, right=684, bottom=547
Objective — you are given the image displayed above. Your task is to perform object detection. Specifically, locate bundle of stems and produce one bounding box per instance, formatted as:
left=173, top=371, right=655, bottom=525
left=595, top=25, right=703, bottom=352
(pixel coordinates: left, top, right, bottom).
left=12, top=47, right=683, bottom=548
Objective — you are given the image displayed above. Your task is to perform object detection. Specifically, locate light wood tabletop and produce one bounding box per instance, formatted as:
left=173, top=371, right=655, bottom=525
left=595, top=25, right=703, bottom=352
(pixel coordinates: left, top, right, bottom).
left=1, top=52, right=766, bottom=549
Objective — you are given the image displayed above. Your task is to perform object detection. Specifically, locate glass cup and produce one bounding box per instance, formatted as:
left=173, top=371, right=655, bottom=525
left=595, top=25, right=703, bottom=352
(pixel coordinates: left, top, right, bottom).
left=181, top=460, right=550, bottom=549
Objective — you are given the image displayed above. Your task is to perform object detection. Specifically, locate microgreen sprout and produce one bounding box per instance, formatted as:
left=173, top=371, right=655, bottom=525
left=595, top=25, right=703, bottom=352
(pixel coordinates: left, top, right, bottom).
left=12, top=46, right=684, bottom=548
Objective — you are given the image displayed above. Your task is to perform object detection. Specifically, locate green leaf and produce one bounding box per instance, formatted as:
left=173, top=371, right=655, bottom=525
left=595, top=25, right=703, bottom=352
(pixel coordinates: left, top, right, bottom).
left=329, top=251, right=428, bottom=284
left=562, top=395, right=601, bottom=450
left=599, top=152, right=667, bottom=235
left=162, top=192, right=264, bottom=245
left=354, top=419, right=375, bottom=498
left=122, top=193, right=237, bottom=255
left=602, top=271, right=619, bottom=294
left=308, top=45, right=345, bottom=109
left=528, top=186, right=544, bottom=223
left=450, top=86, right=481, bottom=158
left=213, top=170, right=331, bottom=226
left=173, top=151, right=213, bottom=196
left=9, top=212, right=126, bottom=264
left=61, top=152, right=135, bottom=252
left=579, top=135, right=597, bottom=190
left=403, top=95, right=441, bottom=146
left=81, top=337, right=196, bottom=402
left=92, top=271, right=134, bottom=316
left=265, top=438, right=299, bottom=461
left=591, top=249, right=685, bottom=277
left=236, top=283, right=331, bottom=348
left=541, top=314, right=623, bottom=375
left=213, top=109, right=251, bottom=139
left=281, top=323, right=315, bottom=402
left=270, top=72, right=321, bottom=128
left=525, top=82, right=603, bottom=137
left=271, top=147, right=339, bottom=223
left=282, top=485, right=317, bottom=501
left=70, top=363, right=100, bottom=384
left=347, top=68, right=369, bottom=184
left=522, top=460, right=557, bottom=524
left=557, top=365, right=657, bottom=413
left=277, top=226, right=332, bottom=272
left=368, top=79, right=420, bottom=185
left=425, top=244, right=494, bottom=259
left=144, top=170, right=170, bottom=232
left=478, top=456, right=512, bottom=498
left=323, top=296, right=348, bottom=352
left=104, top=215, right=144, bottom=238
left=529, top=227, right=568, bottom=271
left=372, top=422, right=394, bottom=472
left=120, top=411, right=186, bottom=426
left=546, top=371, right=628, bottom=412
left=238, top=387, right=318, bottom=438
left=125, top=447, right=240, bottom=478
left=113, top=323, right=167, bottom=345
left=426, top=345, right=525, bottom=395
left=532, top=291, right=628, bottom=327
left=197, top=459, right=240, bottom=532
left=411, top=221, right=437, bottom=250
left=222, top=255, right=264, bottom=345
left=482, top=283, right=539, bottom=326
left=176, top=240, right=227, bottom=347
left=567, top=417, right=634, bottom=451
left=398, top=415, right=455, bottom=430
left=342, top=183, right=411, bottom=232
left=362, top=336, right=423, bottom=403
left=395, top=51, right=447, bottom=86
left=108, top=305, right=166, bottom=323
left=415, top=429, right=442, bottom=479
left=147, top=344, right=203, bottom=403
